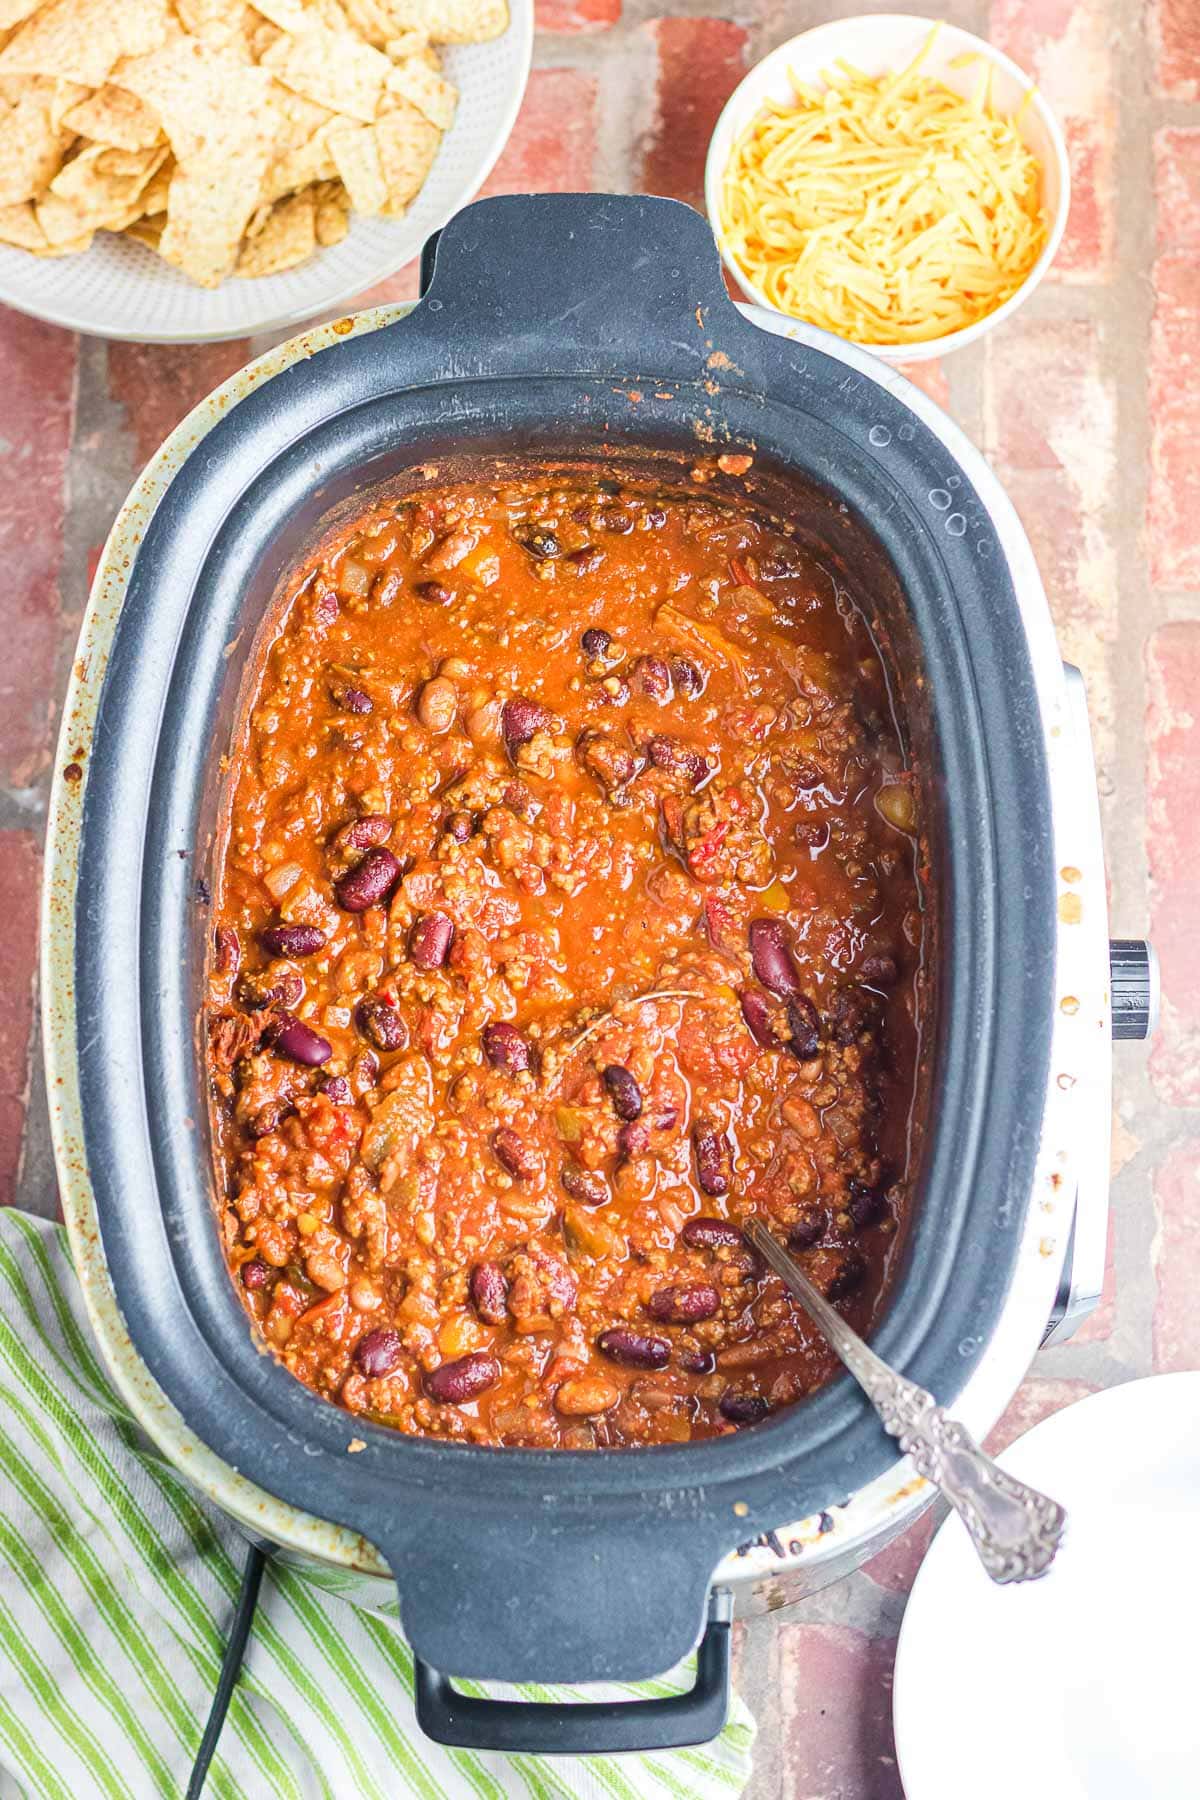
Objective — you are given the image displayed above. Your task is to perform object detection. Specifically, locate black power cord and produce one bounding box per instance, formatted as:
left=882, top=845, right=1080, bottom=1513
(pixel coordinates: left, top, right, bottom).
left=186, top=1542, right=267, bottom=1799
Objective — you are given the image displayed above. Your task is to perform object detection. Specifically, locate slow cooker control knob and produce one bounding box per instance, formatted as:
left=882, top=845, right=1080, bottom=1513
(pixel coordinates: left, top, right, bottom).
left=1110, top=940, right=1160, bottom=1040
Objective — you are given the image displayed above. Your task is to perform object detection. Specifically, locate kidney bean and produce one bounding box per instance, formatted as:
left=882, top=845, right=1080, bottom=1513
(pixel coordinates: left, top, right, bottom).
left=647, top=736, right=708, bottom=788
left=719, top=1391, right=771, bottom=1425
left=846, top=1182, right=888, bottom=1229
left=560, top=1163, right=609, bottom=1206
left=215, top=926, right=241, bottom=975
left=577, top=729, right=641, bottom=798
left=240, top=969, right=303, bottom=1012
left=749, top=919, right=802, bottom=997
left=417, top=677, right=458, bottom=735
left=786, top=994, right=822, bottom=1061
left=469, top=1261, right=508, bottom=1324
left=314, top=589, right=338, bottom=625
left=336, top=814, right=391, bottom=853
left=693, top=1125, right=732, bottom=1196
left=493, top=1127, right=538, bottom=1181
left=425, top=1351, right=501, bottom=1405
left=670, top=656, right=703, bottom=696
left=617, top=1119, right=650, bottom=1160
left=414, top=579, right=454, bottom=605
left=241, top=1258, right=270, bottom=1290
left=481, top=1020, right=533, bottom=1075
left=501, top=695, right=550, bottom=748
left=261, top=923, right=326, bottom=958
left=643, top=505, right=667, bottom=529
left=597, top=1328, right=671, bottom=1370
left=680, top=1346, right=716, bottom=1374
left=631, top=655, right=672, bottom=701
left=445, top=811, right=475, bottom=843
left=248, top=1102, right=289, bottom=1139
left=409, top=911, right=454, bottom=970
left=788, top=1209, right=825, bottom=1250
left=321, top=1073, right=352, bottom=1104
left=357, top=999, right=407, bottom=1053
left=599, top=507, right=634, bottom=534
left=682, top=1216, right=744, bottom=1251
left=602, top=1064, right=643, bottom=1121
left=580, top=626, right=611, bottom=658
left=333, top=685, right=373, bottom=714
left=335, top=846, right=401, bottom=912
left=355, top=1328, right=403, bottom=1378
left=830, top=987, right=877, bottom=1045
left=859, top=953, right=899, bottom=987
left=569, top=548, right=604, bottom=575
left=807, top=1246, right=867, bottom=1301
left=273, top=1015, right=332, bottom=1066
left=517, top=525, right=562, bottom=559
left=647, top=1284, right=721, bottom=1323
left=739, top=986, right=779, bottom=1048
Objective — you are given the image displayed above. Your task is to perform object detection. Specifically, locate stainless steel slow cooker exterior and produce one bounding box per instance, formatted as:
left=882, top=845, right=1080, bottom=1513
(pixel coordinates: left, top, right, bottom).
left=41, top=195, right=1115, bottom=1746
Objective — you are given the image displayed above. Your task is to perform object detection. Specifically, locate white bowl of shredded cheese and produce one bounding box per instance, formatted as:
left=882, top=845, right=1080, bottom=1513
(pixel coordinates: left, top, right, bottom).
left=705, top=14, right=1070, bottom=361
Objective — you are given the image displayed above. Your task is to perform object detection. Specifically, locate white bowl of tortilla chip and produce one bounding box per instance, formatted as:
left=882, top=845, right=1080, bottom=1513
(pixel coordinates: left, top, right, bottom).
left=0, top=0, right=533, bottom=342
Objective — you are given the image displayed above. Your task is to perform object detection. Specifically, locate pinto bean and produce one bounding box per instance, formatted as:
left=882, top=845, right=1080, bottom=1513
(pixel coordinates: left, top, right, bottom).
left=357, top=999, right=407, bottom=1053
left=682, top=1216, right=744, bottom=1251
left=241, top=1258, right=270, bottom=1290
left=424, top=1352, right=501, bottom=1405
left=481, top=1020, right=533, bottom=1075
left=414, top=579, right=454, bottom=605
left=580, top=626, right=611, bottom=658
left=555, top=1376, right=619, bottom=1416
left=786, top=994, right=822, bottom=1061
left=261, top=923, right=326, bottom=958
left=560, top=1163, right=609, bottom=1206
left=409, top=911, right=454, bottom=970
left=749, top=919, right=802, bottom=997
left=515, top=525, right=561, bottom=559
left=469, top=1262, right=508, bottom=1325
left=602, top=1064, right=643, bottom=1121
left=647, top=1284, right=721, bottom=1323
left=272, top=1015, right=332, bottom=1066
left=598, top=507, right=634, bottom=535
left=597, top=1328, right=671, bottom=1369
left=335, top=846, right=401, bottom=912
left=718, top=1391, right=770, bottom=1424
left=501, top=695, right=550, bottom=749
left=693, top=1125, right=732, bottom=1197
left=493, top=1127, right=538, bottom=1181
left=417, top=677, right=458, bottom=735
left=445, top=811, right=475, bottom=843
left=355, top=1328, right=403, bottom=1378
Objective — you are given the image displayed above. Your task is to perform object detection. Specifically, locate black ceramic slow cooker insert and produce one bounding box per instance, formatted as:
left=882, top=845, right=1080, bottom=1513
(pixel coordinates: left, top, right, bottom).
left=72, top=193, right=1055, bottom=1754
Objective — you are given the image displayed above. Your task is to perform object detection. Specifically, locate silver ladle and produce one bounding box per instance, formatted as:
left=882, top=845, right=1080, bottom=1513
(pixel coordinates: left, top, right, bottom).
left=744, top=1222, right=1067, bottom=1584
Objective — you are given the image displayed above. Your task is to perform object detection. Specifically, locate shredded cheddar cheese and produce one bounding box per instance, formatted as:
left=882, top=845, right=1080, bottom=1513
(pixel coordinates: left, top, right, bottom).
left=720, top=29, right=1048, bottom=345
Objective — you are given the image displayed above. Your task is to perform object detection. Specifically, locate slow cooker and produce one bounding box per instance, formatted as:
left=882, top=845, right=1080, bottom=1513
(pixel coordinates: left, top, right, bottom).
left=42, top=194, right=1154, bottom=1754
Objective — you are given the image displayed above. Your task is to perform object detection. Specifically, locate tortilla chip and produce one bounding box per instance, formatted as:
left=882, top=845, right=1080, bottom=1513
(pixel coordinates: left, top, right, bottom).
left=385, top=56, right=453, bottom=129
left=173, top=0, right=252, bottom=56
left=0, top=195, right=44, bottom=247
left=262, top=115, right=337, bottom=202
left=61, top=83, right=162, bottom=149
left=50, top=141, right=167, bottom=227
left=260, top=24, right=389, bottom=122
left=383, top=0, right=506, bottom=44
left=0, top=2, right=41, bottom=32
left=0, top=0, right=174, bottom=89
left=326, top=119, right=385, bottom=213
left=253, top=0, right=350, bottom=32
left=340, top=0, right=395, bottom=47
left=313, top=176, right=349, bottom=244
left=0, top=80, right=72, bottom=206
left=374, top=94, right=437, bottom=211
left=383, top=29, right=429, bottom=60
left=123, top=211, right=165, bottom=249
left=236, top=182, right=314, bottom=273
left=136, top=157, right=174, bottom=215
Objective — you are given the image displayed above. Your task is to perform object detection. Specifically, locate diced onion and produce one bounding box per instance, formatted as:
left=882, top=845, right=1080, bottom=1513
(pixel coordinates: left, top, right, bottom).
left=264, top=860, right=304, bottom=900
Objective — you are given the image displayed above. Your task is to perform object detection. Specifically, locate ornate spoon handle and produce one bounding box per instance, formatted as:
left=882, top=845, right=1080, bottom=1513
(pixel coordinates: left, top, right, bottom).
left=745, top=1224, right=1066, bottom=1584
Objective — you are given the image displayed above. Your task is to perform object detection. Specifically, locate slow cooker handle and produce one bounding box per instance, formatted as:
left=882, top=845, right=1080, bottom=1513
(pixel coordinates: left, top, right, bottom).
left=413, top=1591, right=732, bottom=1754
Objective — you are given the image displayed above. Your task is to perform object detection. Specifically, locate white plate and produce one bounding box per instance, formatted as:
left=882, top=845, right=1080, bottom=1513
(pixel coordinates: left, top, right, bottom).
left=0, top=3, right=533, bottom=344
left=894, top=1374, right=1200, bottom=1800
left=704, top=13, right=1070, bottom=362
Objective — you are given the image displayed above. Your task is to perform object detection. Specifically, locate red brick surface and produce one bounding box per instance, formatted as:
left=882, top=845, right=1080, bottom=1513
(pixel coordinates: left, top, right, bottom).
left=1148, top=130, right=1200, bottom=590
left=639, top=18, right=748, bottom=209
left=107, top=341, right=251, bottom=470
left=0, top=833, right=41, bottom=1208
left=1152, top=1141, right=1200, bottom=1371
left=778, top=1624, right=904, bottom=1800
left=1147, top=623, right=1200, bottom=1107
left=1152, top=0, right=1200, bottom=98
left=990, top=0, right=1114, bottom=280
left=536, top=0, right=620, bottom=30
left=0, top=312, right=76, bottom=788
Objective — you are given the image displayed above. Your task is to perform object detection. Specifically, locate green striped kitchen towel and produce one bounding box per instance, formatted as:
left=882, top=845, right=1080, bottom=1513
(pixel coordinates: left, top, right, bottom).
left=0, top=1209, right=754, bottom=1799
